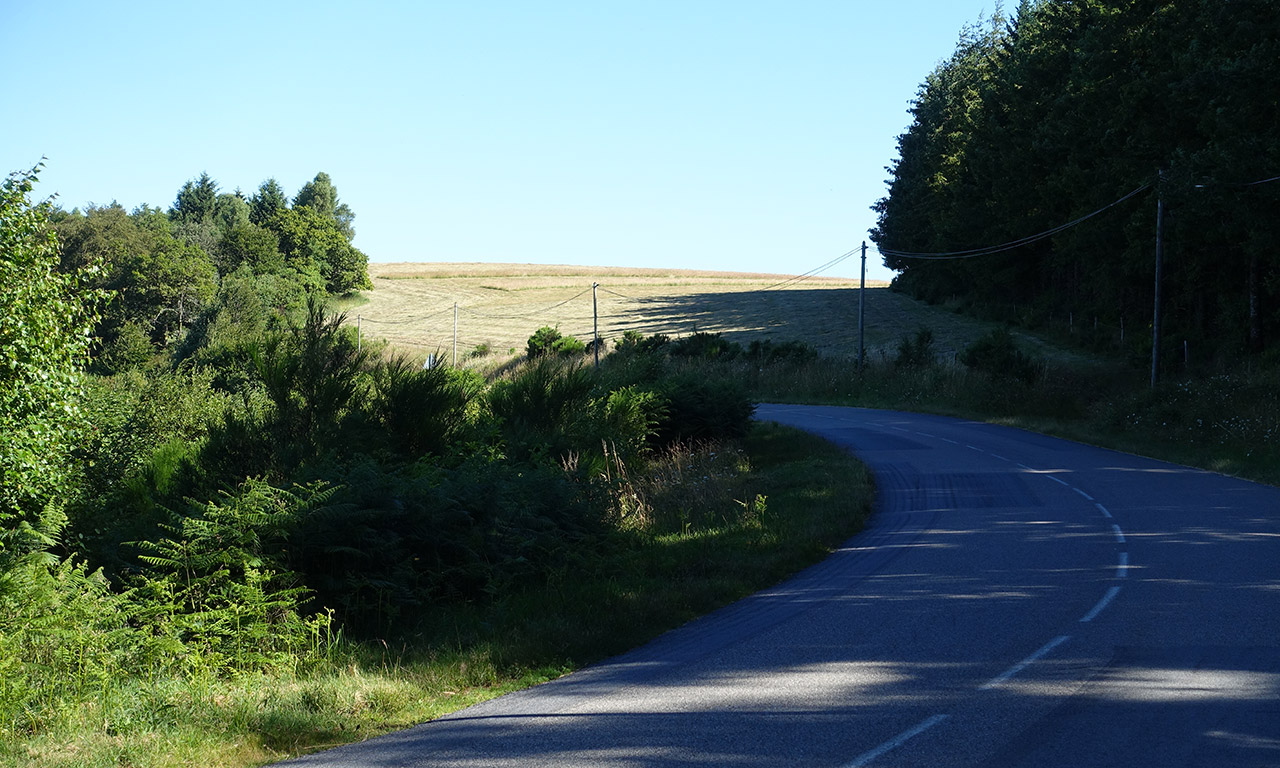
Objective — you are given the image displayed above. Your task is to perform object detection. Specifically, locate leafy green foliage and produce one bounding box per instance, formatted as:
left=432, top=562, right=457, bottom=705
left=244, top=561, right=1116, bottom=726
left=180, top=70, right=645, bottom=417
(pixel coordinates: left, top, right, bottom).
left=54, top=204, right=218, bottom=353
left=169, top=172, right=218, bottom=226
left=294, top=172, right=355, bottom=241
left=251, top=298, right=370, bottom=463
left=0, top=166, right=98, bottom=562
left=249, top=178, right=288, bottom=226
left=132, top=478, right=332, bottom=676
left=670, top=331, right=742, bottom=360
left=526, top=325, right=562, bottom=358
left=894, top=327, right=936, bottom=368
left=655, top=370, right=755, bottom=445
left=0, top=556, right=137, bottom=737
left=92, top=319, right=155, bottom=375
left=746, top=339, right=818, bottom=364
left=216, top=222, right=282, bottom=275
left=368, top=357, right=485, bottom=458
left=267, top=206, right=370, bottom=295
left=960, top=328, right=1040, bottom=383
left=489, top=358, right=596, bottom=460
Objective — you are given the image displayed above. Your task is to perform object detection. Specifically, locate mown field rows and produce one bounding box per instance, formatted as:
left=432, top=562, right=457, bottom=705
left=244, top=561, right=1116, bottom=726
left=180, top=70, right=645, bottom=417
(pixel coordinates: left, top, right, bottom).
left=345, top=262, right=1074, bottom=363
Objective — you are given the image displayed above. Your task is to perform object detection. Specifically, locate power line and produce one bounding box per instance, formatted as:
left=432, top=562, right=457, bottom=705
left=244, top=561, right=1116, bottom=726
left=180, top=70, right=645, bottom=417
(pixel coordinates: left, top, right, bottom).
left=459, top=287, right=594, bottom=320
left=761, top=249, right=858, bottom=290
left=876, top=182, right=1151, bottom=260
left=1197, top=174, right=1280, bottom=189
left=597, top=286, right=636, bottom=301
left=359, top=306, right=454, bottom=325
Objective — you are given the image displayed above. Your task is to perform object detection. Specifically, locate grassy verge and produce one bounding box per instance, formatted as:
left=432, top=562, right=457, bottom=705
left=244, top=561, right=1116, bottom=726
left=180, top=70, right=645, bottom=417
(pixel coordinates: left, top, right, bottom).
left=6, top=423, right=872, bottom=768
left=738, top=356, right=1279, bottom=487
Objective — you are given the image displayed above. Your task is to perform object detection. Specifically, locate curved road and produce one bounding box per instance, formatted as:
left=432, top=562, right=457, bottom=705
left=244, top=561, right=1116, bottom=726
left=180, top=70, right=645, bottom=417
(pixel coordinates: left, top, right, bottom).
left=280, top=405, right=1280, bottom=767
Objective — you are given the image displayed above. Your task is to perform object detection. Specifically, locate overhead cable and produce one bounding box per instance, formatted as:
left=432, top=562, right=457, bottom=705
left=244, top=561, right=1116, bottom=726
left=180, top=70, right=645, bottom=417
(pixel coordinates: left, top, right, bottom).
left=877, top=182, right=1151, bottom=260
left=762, top=249, right=857, bottom=291
left=359, top=306, right=454, bottom=325
left=598, top=286, right=636, bottom=301
left=460, top=287, right=593, bottom=320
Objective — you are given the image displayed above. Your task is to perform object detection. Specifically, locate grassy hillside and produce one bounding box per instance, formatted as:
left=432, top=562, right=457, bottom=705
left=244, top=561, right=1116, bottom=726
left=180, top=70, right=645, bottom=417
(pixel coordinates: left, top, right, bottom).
left=346, top=262, right=1076, bottom=364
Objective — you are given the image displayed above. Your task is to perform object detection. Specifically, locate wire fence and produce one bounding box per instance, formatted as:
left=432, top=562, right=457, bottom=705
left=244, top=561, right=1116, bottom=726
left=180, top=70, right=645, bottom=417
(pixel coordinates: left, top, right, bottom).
left=349, top=274, right=960, bottom=369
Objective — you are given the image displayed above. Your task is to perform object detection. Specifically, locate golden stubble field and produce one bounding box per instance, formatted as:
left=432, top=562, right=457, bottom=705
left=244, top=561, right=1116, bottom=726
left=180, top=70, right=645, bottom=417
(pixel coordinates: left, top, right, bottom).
left=345, top=262, right=1052, bottom=364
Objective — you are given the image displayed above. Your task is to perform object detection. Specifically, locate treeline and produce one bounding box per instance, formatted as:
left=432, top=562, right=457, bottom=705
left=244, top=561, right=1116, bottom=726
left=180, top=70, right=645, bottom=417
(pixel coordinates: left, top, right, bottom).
left=52, top=170, right=370, bottom=374
left=872, top=0, right=1279, bottom=367
left=1, top=165, right=762, bottom=741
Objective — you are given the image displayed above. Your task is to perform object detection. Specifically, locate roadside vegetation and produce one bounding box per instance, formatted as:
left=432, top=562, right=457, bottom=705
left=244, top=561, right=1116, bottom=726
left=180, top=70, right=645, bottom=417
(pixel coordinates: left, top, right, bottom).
left=1, top=167, right=873, bottom=767
left=6, top=4, right=1277, bottom=760
left=675, top=327, right=1280, bottom=487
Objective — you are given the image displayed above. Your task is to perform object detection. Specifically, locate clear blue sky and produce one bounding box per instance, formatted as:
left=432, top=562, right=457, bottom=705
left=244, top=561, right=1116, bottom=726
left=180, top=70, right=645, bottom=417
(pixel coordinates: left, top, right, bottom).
left=2, top=1, right=996, bottom=283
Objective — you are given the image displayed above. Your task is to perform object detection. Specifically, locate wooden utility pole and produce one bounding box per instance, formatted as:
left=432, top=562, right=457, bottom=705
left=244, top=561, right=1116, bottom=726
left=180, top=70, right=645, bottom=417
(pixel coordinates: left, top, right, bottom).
left=858, top=241, right=867, bottom=370
left=1151, top=170, right=1165, bottom=388
left=592, top=282, right=600, bottom=369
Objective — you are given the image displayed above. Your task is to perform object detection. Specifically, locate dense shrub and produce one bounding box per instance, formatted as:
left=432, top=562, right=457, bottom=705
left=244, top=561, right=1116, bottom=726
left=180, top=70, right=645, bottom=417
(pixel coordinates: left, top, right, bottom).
left=746, top=339, right=818, bottom=364
left=614, top=330, right=670, bottom=356
left=552, top=334, right=587, bottom=356
left=526, top=326, right=562, bottom=359
left=527, top=326, right=588, bottom=359
left=488, top=359, right=596, bottom=461
left=895, top=327, right=936, bottom=368
left=670, top=331, right=742, bottom=360
left=960, top=328, right=1040, bottom=383
left=656, top=369, right=755, bottom=445
left=368, top=356, right=484, bottom=459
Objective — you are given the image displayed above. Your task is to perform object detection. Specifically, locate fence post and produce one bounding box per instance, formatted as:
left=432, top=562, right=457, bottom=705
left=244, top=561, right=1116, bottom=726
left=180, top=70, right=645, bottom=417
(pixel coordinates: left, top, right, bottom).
left=357, top=315, right=362, bottom=353
left=593, top=283, right=600, bottom=369
left=453, top=303, right=458, bottom=366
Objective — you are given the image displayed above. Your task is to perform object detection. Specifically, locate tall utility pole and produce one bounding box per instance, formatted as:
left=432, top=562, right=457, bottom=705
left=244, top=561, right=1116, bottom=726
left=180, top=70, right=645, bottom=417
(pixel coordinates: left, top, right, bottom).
left=592, top=282, right=600, bottom=369
left=1151, top=170, right=1165, bottom=388
left=858, top=241, right=867, bottom=370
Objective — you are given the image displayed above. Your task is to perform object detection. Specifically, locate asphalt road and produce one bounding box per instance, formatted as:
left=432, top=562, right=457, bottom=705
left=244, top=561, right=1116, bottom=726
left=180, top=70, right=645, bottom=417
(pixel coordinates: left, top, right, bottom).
left=278, top=404, right=1280, bottom=767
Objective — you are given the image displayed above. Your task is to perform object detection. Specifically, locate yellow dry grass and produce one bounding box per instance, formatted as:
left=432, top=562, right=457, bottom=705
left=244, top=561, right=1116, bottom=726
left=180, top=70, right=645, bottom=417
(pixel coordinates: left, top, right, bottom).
left=346, top=262, right=1066, bottom=364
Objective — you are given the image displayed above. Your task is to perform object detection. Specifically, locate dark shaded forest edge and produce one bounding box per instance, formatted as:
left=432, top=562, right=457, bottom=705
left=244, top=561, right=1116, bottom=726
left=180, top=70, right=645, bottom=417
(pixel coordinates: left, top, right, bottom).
left=872, top=0, right=1278, bottom=370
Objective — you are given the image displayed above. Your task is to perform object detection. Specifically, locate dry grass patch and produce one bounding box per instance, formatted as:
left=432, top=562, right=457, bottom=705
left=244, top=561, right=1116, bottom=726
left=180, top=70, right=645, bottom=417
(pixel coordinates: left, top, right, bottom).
left=348, top=262, right=1056, bottom=362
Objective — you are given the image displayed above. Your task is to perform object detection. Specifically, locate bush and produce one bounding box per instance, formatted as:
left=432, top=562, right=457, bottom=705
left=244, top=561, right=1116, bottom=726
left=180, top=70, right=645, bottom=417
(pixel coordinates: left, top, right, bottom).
left=590, top=385, right=668, bottom=463
left=895, top=327, right=935, bottom=368
left=746, top=339, right=818, bottom=364
left=671, top=332, right=742, bottom=360
left=551, top=335, right=587, bottom=356
left=488, top=359, right=596, bottom=461
left=526, top=326, right=562, bottom=359
left=93, top=320, right=155, bottom=375
left=132, top=478, right=333, bottom=675
left=960, top=328, right=1040, bottom=383
left=368, top=356, right=484, bottom=459
left=657, top=370, right=755, bottom=445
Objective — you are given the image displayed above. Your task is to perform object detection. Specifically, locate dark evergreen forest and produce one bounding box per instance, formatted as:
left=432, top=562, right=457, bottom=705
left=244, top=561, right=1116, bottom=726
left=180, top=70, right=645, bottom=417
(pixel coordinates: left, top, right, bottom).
left=871, top=0, right=1279, bottom=369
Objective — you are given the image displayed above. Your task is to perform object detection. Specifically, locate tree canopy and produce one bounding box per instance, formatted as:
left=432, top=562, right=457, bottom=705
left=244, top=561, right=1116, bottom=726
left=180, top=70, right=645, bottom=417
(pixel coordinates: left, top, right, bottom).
left=872, top=0, right=1280, bottom=366
left=51, top=169, right=371, bottom=370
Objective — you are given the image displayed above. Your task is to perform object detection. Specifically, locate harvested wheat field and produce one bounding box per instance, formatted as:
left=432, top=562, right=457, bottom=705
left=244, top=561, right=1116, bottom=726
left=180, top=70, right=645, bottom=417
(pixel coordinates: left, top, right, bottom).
left=346, top=262, right=1064, bottom=364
